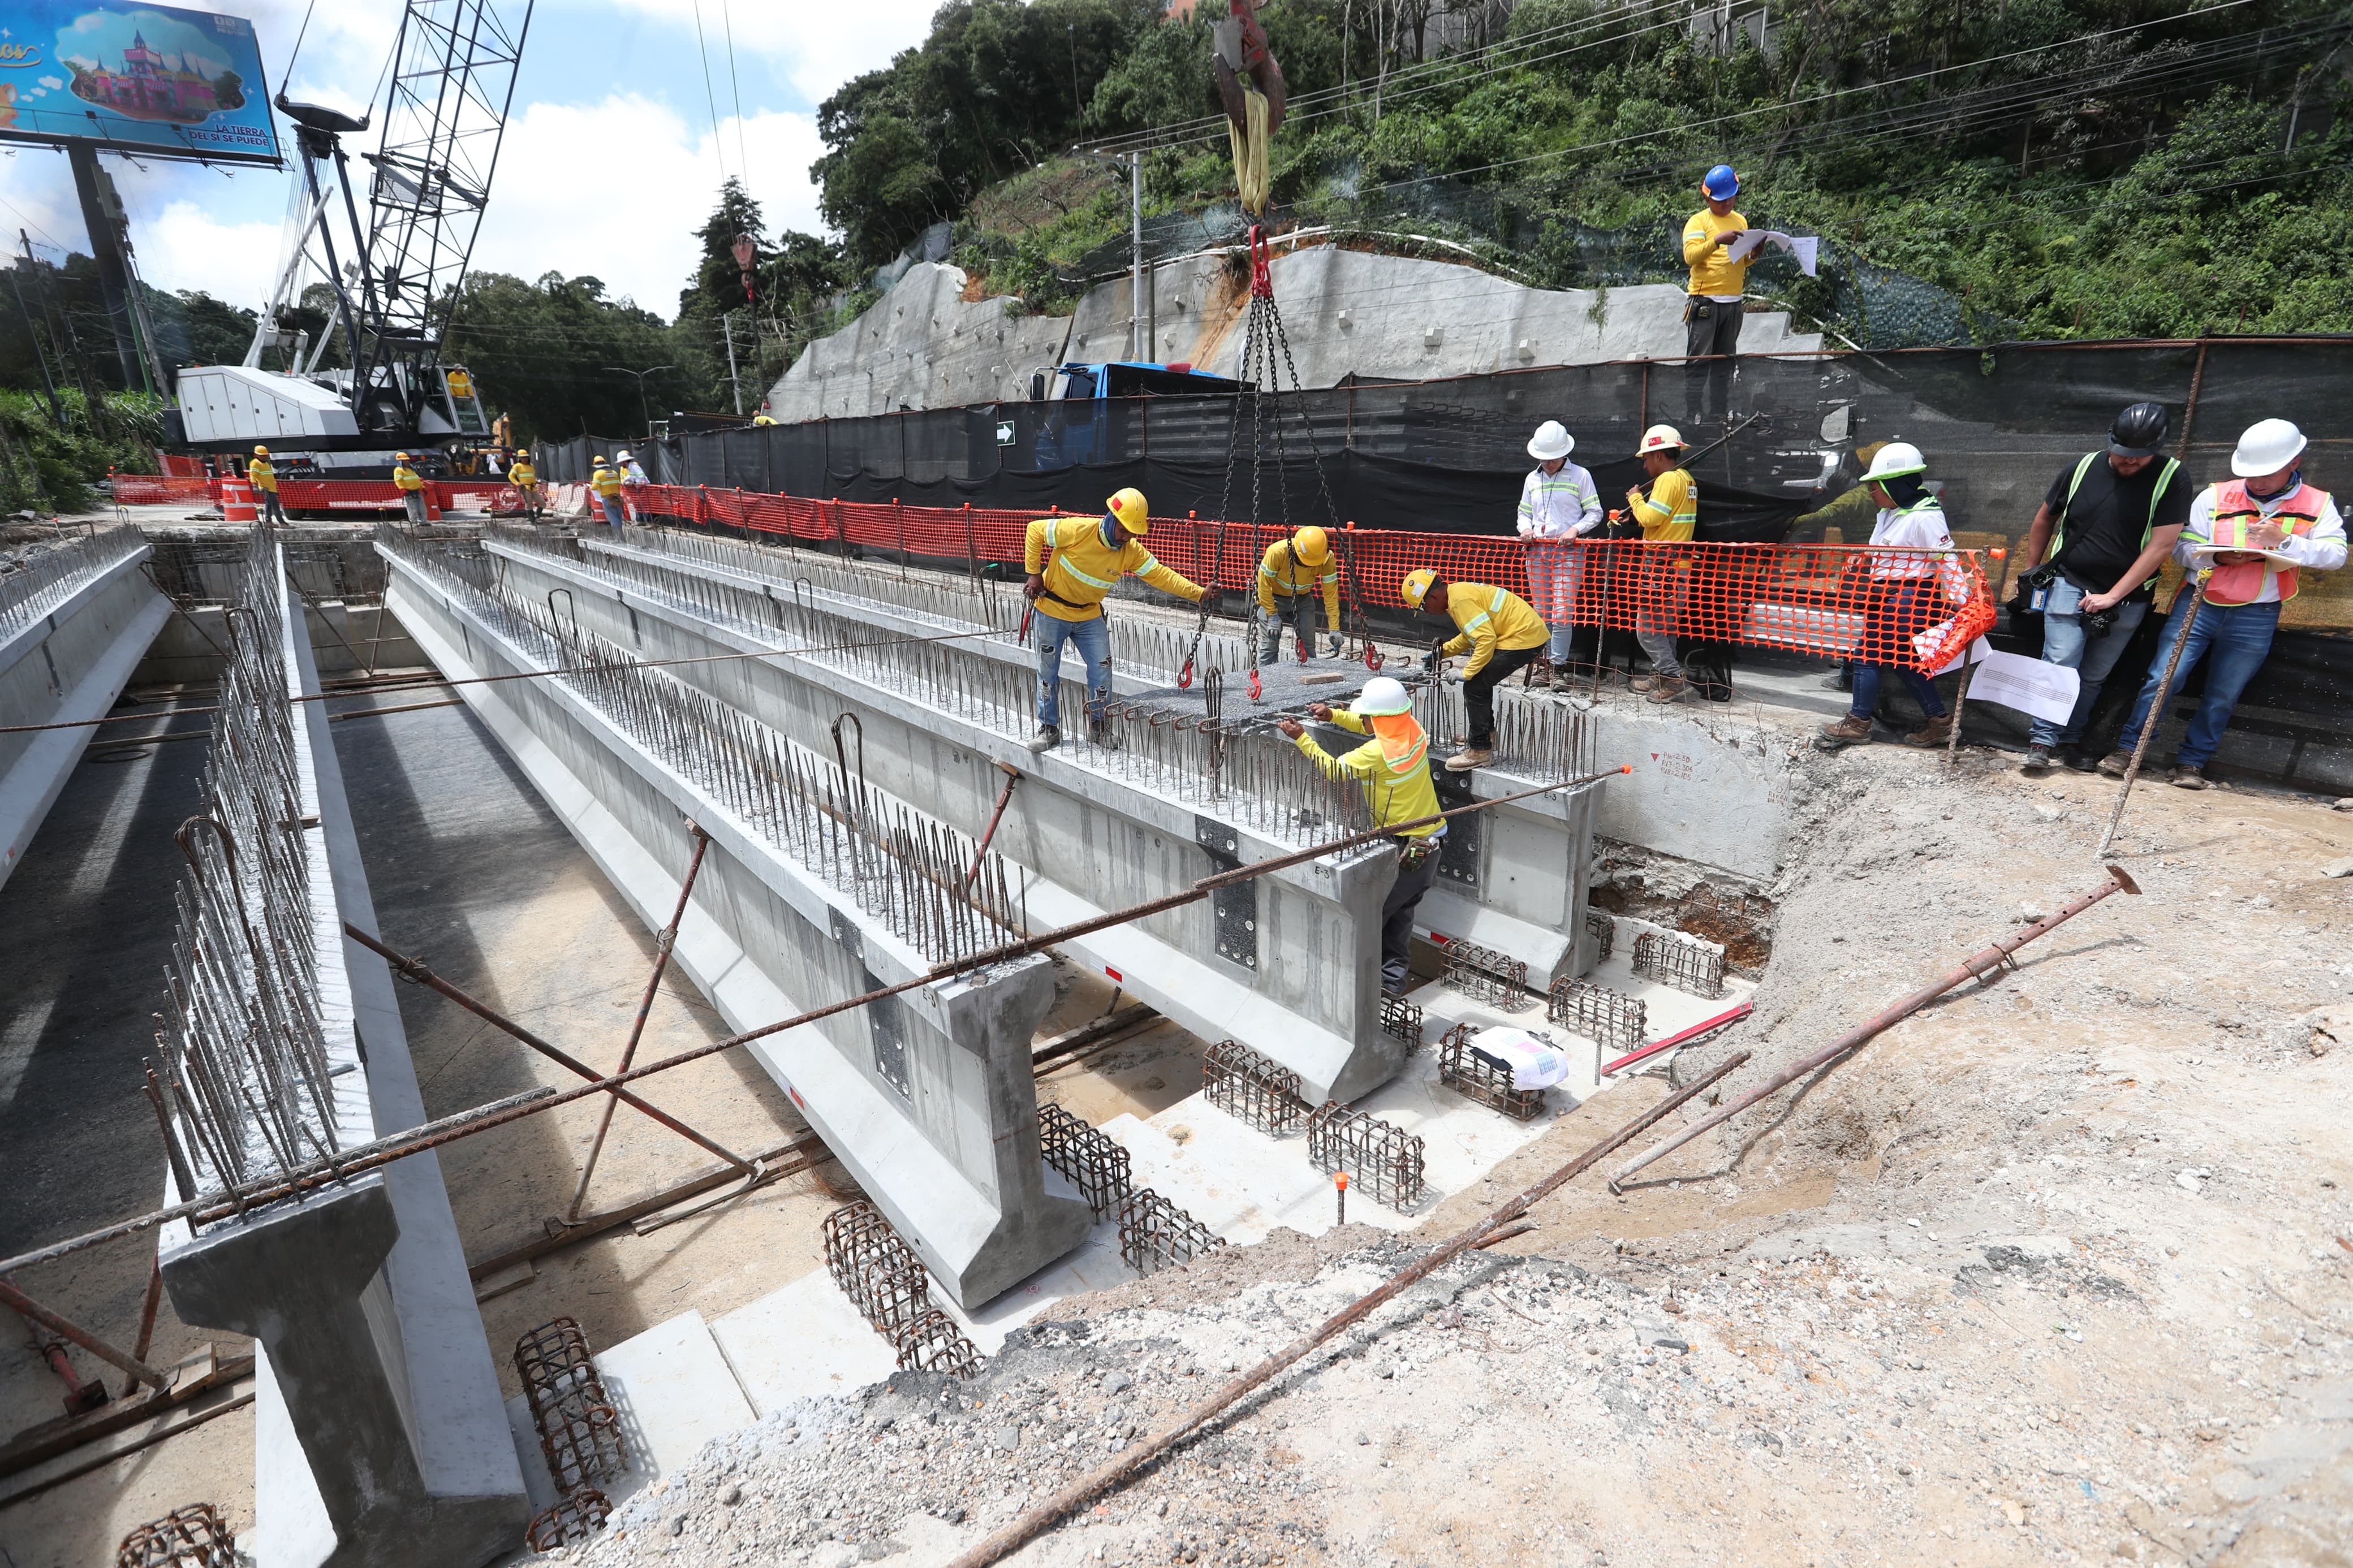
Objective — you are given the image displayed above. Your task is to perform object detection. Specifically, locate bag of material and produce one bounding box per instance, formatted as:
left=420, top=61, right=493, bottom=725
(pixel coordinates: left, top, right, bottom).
left=1464, top=1027, right=1572, bottom=1091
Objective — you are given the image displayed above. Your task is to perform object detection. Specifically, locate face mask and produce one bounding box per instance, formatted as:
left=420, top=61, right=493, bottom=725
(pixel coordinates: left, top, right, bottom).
left=2249, top=469, right=2301, bottom=503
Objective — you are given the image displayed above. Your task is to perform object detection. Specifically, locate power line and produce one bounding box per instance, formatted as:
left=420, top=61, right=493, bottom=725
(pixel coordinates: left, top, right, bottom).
left=723, top=0, right=750, bottom=196
left=691, top=0, right=729, bottom=184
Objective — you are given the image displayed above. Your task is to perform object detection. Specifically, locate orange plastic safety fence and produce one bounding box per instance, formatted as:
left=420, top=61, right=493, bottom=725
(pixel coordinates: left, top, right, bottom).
left=109, top=474, right=213, bottom=506
left=598, top=486, right=2000, bottom=673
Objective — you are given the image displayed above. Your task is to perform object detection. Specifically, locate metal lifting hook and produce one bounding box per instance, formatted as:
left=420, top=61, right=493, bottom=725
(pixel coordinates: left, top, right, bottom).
left=1176, top=604, right=1210, bottom=688
left=1248, top=225, right=1275, bottom=300
left=1247, top=666, right=1262, bottom=702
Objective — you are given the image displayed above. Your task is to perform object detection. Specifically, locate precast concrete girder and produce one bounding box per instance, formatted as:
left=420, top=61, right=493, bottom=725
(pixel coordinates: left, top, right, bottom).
left=475, top=535, right=1408, bottom=1103
left=378, top=543, right=1093, bottom=1306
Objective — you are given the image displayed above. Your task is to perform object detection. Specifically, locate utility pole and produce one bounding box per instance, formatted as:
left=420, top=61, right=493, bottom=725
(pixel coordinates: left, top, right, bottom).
left=604, top=364, right=674, bottom=437
left=7, top=243, right=66, bottom=426
left=65, top=145, right=144, bottom=391
left=723, top=313, right=744, bottom=416
left=1130, top=151, right=1145, bottom=362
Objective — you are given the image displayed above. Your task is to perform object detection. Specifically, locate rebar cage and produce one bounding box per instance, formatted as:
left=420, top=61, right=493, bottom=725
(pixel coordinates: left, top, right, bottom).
left=1379, top=994, right=1425, bottom=1050
left=1437, top=1023, right=1548, bottom=1122
left=1038, top=1103, right=1135, bottom=1216
left=1585, top=909, right=1616, bottom=962
left=1117, top=1187, right=1226, bottom=1276
left=1548, top=978, right=1647, bottom=1051
left=890, top=1307, right=984, bottom=1378
left=1632, top=931, right=1727, bottom=999
left=1441, top=938, right=1527, bottom=1008
left=511, top=1318, right=630, bottom=1496
left=525, top=1489, right=613, bottom=1553
left=1307, top=1102, right=1427, bottom=1210
left=823, top=1200, right=932, bottom=1336
left=1202, top=1038, right=1309, bottom=1134
left=117, top=1504, right=236, bottom=1568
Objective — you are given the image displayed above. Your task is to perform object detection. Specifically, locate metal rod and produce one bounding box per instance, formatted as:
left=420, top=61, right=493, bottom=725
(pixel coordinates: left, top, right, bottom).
left=960, top=765, right=1022, bottom=895
left=940, top=1049, right=1753, bottom=1568
left=120, top=1247, right=165, bottom=1399
left=1601, top=999, right=1753, bottom=1077
left=343, top=923, right=755, bottom=1174
left=566, top=824, right=713, bottom=1221
left=2096, top=588, right=2203, bottom=858
left=0, top=1277, right=170, bottom=1393
left=1608, top=866, right=2142, bottom=1190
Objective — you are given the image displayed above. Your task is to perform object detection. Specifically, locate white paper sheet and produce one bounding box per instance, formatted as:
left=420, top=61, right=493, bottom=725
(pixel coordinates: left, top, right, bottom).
left=1722, top=229, right=1820, bottom=278
left=1961, top=650, right=2082, bottom=724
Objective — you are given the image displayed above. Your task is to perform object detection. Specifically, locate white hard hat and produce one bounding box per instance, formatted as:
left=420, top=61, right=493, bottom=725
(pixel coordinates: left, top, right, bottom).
left=2230, top=418, right=2306, bottom=477
left=1637, top=424, right=1684, bottom=455
left=1350, top=676, right=1412, bottom=717
left=1527, top=421, right=1574, bottom=461
left=1861, top=441, right=1927, bottom=483
left=617, top=448, right=634, bottom=462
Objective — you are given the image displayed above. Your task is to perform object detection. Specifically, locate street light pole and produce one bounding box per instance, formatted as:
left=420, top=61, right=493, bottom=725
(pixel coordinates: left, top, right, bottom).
left=604, top=364, right=674, bottom=438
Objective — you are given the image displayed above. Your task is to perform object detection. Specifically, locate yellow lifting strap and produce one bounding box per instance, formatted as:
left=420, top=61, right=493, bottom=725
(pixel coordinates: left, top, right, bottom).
left=1230, top=83, right=1270, bottom=218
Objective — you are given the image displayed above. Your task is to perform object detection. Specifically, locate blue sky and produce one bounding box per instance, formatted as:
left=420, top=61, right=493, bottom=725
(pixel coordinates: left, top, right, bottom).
left=0, top=0, right=942, bottom=318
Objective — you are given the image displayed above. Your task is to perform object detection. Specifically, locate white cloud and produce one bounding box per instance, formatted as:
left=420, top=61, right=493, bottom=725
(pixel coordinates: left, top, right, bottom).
left=604, top=0, right=938, bottom=105
left=472, top=93, right=826, bottom=314
left=141, top=201, right=286, bottom=303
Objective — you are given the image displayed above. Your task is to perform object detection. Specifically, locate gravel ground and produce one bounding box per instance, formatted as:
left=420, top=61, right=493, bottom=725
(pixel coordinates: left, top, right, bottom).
left=547, top=724, right=2353, bottom=1568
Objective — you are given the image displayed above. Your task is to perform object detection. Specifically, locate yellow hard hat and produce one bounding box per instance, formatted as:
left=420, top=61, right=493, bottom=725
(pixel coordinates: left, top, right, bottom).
left=1401, top=568, right=1437, bottom=608
left=1293, top=525, right=1330, bottom=567
left=253, top=444, right=269, bottom=456
left=1106, top=487, right=1149, bottom=533
left=396, top=451, right=412, bottom=461
left=592, top=455, right=607, bottom=464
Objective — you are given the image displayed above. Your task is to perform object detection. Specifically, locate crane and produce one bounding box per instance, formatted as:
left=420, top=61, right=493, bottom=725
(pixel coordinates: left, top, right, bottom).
left=178, top=1, right=533, bottom=461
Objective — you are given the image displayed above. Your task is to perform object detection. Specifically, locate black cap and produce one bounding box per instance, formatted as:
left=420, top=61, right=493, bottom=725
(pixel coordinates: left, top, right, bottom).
left=2109, top=401, right=2170, bottom=458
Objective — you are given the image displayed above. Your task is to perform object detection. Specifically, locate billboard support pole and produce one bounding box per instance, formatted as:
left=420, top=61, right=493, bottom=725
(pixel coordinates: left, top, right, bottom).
left=66, top=145, right=146, bottom=393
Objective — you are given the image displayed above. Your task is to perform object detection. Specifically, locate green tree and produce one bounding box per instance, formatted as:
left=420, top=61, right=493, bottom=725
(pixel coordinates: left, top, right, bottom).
left=442, top=271, right=709, bottom=443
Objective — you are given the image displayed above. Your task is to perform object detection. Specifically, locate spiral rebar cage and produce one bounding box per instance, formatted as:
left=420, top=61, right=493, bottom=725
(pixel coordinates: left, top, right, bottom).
left=1631, top=931, right=1727, bottom=999
left=146, top=525, right=343, bottom=1213
left=115, top=1504, right=236, bottom=1568
left=525, top=1489, right=613, bottom=1553
left=1038, top=1103, right=1135, bottom=1217
left=1201, top=1038, right=1309, bottom=1135
left=1116, top=1187, right=1226, bottom=1276
left=1306, top=1102, right=1427, bottom=1211
left=1584, top=909, right=1615, bottom=962
left=512, top=1318, right=630, bottom=1496
left=1441, top=938, right=1527, bottom=1009
left=822, top=1200, right=933, bottom=1337
left=1379, top=994, right=1425, bottom=1050
left=1437, top=1023, right=1547, bottom=1122
left=1547, top=978, right=1647, bottom=1051
left=890, top=1307, right=983, bottom=1378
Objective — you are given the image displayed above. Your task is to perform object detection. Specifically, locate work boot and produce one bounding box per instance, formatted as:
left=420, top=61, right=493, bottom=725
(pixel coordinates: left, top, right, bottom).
left=1629, top=672, right=1662, bottom=693
left=1445, top=746, right=1495, bottom=772
left=2060, top=746, right=2098, bottom=772
left=1025, top=724, right=1061, bottom=754
left=2169, top=763, right=2210, bottom=791
left=1813, top=713, right=1873, bottom=751
left=1902, top=714, right=1954, bottom=748
left=2021, top=743, right=2054, bottom=775
left=1089, top=722, right=1123, bottom=751
left=2095, top=750, right=2132, bottom=779
left=1645, top=675, right=1692, bottom=705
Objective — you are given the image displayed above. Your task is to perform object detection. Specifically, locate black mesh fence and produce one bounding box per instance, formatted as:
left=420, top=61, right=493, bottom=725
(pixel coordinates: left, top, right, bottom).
left=529, top=338, right=2353, bottom=791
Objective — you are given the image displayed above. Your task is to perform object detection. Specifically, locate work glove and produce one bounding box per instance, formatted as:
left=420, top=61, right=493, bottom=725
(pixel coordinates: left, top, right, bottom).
left=1325, top=633, right=1344, bottom=658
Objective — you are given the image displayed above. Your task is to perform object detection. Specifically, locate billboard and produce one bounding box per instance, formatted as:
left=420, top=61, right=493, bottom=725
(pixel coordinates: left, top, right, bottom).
left=0, top=3, right=278, bottom=165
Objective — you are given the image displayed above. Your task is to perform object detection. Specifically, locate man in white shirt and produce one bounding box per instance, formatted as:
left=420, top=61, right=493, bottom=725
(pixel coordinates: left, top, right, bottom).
left=1815, top=442, right=1963, bottom=751
left=1515, top=420, right=1601, bottom=686
left=2098, top=418, right=2345, bottom=789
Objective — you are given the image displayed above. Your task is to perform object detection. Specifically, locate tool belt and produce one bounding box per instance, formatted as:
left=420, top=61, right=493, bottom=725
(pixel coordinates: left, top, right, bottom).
left=1035, top=585, right=1101, bottom=617
left=1394, top=837, right=1438, bottom=870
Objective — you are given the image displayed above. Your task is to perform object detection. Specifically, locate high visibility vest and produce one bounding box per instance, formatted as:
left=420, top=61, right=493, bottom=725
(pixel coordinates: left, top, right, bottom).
left=2051, top=451, right=2179, bottom=562
left=2200, top=479, right=2330, bottom=606
left=247, top=457, right=277, bottom=493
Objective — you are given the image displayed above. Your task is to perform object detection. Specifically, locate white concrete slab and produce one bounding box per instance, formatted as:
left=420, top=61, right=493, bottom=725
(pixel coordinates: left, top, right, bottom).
left=707, top=1272, right=900, bottom=1418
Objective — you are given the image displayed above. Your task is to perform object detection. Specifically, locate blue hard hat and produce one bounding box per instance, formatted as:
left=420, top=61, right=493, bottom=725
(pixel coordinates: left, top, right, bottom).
left=1702, top=165, right=1739, bottom=200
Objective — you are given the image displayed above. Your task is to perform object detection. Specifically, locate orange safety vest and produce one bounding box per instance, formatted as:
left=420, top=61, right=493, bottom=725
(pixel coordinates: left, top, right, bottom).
left=2201, top=479, right=2330, bottom=606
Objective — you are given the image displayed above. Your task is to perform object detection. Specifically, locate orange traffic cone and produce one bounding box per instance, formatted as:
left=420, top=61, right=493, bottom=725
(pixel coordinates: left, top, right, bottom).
left=424, top=484, right=443, bottom=522
left=221, top=477, right=258, bottom=524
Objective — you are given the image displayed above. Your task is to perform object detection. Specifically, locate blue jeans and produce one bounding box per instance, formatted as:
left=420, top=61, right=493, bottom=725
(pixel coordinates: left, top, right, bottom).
left=601, top=493, right=626, bottom=530
left=1034, top=612, right=1110, bottom=728
left=1256, top=597, right=1316, bottom=666
left=2029, top=576, right=2151, bottom=748
left=1524, top=544, right=1580, bottom=663
left=1850, top=581, right=1946, bottom=722
left=2115, top=595, right=2279, bottom=770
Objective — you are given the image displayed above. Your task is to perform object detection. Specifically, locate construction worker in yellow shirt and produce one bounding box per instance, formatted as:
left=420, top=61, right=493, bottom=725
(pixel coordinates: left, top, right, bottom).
left=1625, top=424, right=1700, bottom=705
left=1682, top=163, right=1748, bottom=424
left=589, top=455, right=626, bottom=533
left=1022, top=487, right=1206, bottom=752
left=391, top=452, right=428, bottom=526
left=508, top=451, right=542, bottom=522
left=1400, top=568, right=1549, bottom=771
left=1277, top=675, right=1443, bottom=995
left=1255, top=525, right=1343, bottom=666
left=247, top=444, right=286, bottom=525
